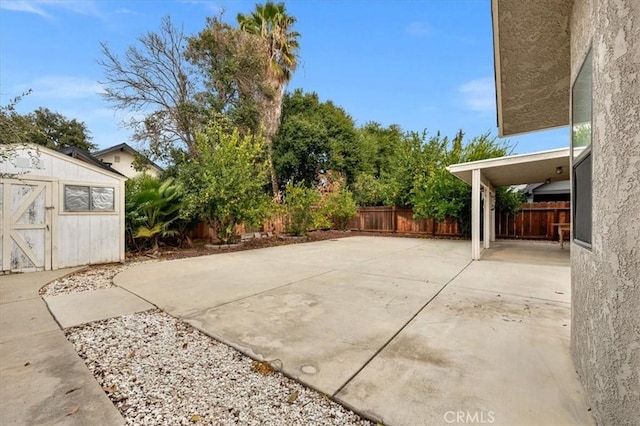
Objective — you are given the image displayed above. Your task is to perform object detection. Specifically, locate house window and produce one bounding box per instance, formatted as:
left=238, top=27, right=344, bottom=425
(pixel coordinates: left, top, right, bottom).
left=64, top=185, right=115, bottom=212
left=572, top=49, right=593, bottom=247
left=114, top=155, right=121, bottom=163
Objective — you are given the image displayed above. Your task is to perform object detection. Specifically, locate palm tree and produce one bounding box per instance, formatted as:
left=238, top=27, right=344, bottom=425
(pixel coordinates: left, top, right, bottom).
left=237, top=1, right=300, bottom=201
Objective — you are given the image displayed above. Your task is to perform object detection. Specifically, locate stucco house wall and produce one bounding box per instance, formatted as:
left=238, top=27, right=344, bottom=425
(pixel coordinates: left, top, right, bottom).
left=570, top=1, right=640, bottom=424
left=93, top=144, right=162, bottom=179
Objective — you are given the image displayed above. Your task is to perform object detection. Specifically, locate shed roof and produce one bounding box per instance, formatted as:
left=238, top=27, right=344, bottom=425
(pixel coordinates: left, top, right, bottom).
left=60, top=146, right=126, bottom=178
left=447, top=148, right=570, bottom=187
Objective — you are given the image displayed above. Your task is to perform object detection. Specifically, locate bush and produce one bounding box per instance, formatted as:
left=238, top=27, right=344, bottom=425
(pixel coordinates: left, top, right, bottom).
left=321, top=188, right=357, bottom=230
left=178, top=124, right=272, bottom=244
left=284, top=181, right=320, bottom=236
left=125, top=175, right=182, bottom=251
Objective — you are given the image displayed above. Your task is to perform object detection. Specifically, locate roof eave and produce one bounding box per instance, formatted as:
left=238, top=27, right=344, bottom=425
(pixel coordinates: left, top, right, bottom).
left=492, top=0, right=572, bottom=137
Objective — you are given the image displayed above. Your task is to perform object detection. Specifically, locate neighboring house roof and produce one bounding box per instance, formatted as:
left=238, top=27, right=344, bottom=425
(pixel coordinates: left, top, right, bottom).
left=529, top=180, right=570, bottom=195
left=491, top=0, right=572, bottom=136
left=60, top=146, right=127, bottom=178
left=92, top=143, right=163, bottom=173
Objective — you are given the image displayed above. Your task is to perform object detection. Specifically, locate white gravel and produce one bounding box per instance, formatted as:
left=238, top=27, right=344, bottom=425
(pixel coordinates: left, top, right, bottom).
left=65, top=310, right=373, bottom=426
left=39, top=260, right=154, bottom=296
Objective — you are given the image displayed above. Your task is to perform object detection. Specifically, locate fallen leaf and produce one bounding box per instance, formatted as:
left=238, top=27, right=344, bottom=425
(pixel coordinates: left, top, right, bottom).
left=103, top=384, right=117, bottom=394
left=128, top=350, right=136, bottom=358
left=191, top=414, right=201, bottom=422
left=286, top=390, right=299, bottom=404
left=251, top=360, right=275, bottom=376
left=24, top=362, right=31, bottom=367
left=183, top=342, right=188, bottom=349
left=66, top=406, right=79, bottom=416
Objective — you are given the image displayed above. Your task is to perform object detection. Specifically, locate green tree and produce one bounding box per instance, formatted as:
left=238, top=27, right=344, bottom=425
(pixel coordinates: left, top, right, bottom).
left=185, top=16, right=269, bottom=134
left=412, top=131, right=521, bottom=236
left=27, top=108, right=95, bottom=151
left=178, top=124, right=272, bottom=243
left=237, top=1, right=300, bottom=200
left=1, top=102, right=95, bottom=152
left=273, top=90, right=358, bottom=189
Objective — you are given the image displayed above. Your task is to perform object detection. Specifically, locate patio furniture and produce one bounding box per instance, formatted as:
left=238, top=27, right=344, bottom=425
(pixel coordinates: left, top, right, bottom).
left=554, top=223, right=571, bottom=249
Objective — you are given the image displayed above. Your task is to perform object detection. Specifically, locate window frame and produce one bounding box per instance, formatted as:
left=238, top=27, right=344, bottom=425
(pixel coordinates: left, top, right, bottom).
left=63, top=184, right=116, bottom=213
left=571, top=47, right=593, bottom=249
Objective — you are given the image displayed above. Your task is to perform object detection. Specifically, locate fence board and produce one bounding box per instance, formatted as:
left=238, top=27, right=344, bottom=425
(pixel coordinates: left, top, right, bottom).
left=496, top=201, right=570, bottom=240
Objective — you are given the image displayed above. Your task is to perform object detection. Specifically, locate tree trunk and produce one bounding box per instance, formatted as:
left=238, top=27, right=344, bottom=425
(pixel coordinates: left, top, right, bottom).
left=262, top=80, right=285, bottom=202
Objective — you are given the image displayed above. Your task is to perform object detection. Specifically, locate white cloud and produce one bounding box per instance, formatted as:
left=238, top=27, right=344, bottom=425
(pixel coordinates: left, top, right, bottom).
left=181, top=0, right=224, bottom=14
left=405, top=21, right=431, bottom=36
left=458, top=77, right=496, bottom=113
left=0, top=1, right=104, bottom=19
left=0, top=1, right=49, bottom=17
left=15, top=76, right=105, bottom=100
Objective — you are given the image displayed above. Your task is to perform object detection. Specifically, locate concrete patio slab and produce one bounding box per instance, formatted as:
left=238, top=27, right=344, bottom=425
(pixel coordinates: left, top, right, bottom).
left=482, top=240, right=570, bottom=266
left=185, top=269, right=445, bottom=395
left=450, top=260, right=571, bottom=303
left=0, top=269, right=124, bottom=426
left=115, top=237, right=593, bottom=425
left=346, top=248, right=471, bottom=284
left=1, top=298, right=60, bottom=341
left=44, top=287, right=154, bottom=328
left=335, top=263, right=592, bottom=426
left=115, top=257, right=330, bottom=316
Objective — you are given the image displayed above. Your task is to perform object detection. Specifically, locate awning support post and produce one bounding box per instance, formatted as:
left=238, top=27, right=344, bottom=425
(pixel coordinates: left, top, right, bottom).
left=483, top=185, right=492, bottom=249
left=490, top=192, right=496, bottom=242
left=472, top=169, right=481, bottom=260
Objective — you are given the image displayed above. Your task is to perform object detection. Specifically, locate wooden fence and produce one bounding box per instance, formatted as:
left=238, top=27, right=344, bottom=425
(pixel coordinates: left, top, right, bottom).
left=496, top=201, right=570, bottom=240
left=345, top=207, right=463, bottom=237
left=192, top=201, right=570, bottom=241
left=346, top=202, right=570, bottom=240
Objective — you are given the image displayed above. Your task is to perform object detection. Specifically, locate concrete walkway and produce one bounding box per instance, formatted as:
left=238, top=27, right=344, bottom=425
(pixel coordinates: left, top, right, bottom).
left=112, top=237, right=594, bottom=426
left=0, top=269, right=124, bottom=426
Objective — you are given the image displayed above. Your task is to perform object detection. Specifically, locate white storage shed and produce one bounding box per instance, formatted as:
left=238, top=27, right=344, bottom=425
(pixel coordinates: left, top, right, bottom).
left=1, top=144, right=126, bottom=273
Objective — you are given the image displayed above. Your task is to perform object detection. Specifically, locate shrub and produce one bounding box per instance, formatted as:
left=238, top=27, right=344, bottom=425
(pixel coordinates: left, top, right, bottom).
left=284, top=181, right=320, bottom=236
left=178, top=124, right=272, bottom=244
left=321, top=188, right=357, bottom=230
left=126, top=176, right=182, bottom=251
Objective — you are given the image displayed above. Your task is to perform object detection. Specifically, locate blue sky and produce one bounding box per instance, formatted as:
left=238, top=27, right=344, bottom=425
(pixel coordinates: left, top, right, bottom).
left=0, top=0, right=568, bottom=153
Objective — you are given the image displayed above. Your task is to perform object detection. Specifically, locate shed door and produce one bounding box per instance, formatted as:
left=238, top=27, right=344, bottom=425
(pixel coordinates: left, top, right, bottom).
left=1, top=180, right=52, bottom=273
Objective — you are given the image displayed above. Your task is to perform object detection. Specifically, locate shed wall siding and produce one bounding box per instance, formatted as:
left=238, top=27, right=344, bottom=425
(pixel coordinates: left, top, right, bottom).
left=570, top=1, right=640, bottom=425
left=1, top=146, right=117, bottom=183
left=57, top=214, right=121, bottom=268
left=1, top=146, right=125, bottom=270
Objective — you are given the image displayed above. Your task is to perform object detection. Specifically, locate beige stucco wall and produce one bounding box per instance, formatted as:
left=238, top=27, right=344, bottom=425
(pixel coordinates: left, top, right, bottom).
left=570, top=1, right=640, bottom=425
left=96, top=150, right=160, bottom=179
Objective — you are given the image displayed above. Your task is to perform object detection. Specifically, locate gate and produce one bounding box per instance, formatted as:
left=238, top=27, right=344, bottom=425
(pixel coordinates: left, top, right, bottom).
left=1, top=179, right=52, bottom=273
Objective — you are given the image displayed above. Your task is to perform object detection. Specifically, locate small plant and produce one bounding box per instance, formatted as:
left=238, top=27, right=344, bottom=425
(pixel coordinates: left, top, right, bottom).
left=284, top=181, right=320, bottom=236
left=322, top=188, right=357, bottom=231
left=128, top=176, right=182, bottom=251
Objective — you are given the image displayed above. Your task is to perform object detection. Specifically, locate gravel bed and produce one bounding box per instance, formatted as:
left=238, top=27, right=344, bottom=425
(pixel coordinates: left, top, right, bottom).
left=65, top=310, right=373, bottom=426
left=39, top=260, right=155, bottom=296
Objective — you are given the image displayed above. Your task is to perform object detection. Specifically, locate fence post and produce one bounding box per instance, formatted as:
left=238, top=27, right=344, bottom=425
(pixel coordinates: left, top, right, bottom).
left=359, top=208, right=364, bottom=231
left=392, top=206, right=397, bottom=233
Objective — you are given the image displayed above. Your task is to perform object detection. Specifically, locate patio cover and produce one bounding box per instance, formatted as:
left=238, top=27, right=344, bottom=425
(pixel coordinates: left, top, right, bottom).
left=448, top=148, right=570, bottom=259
